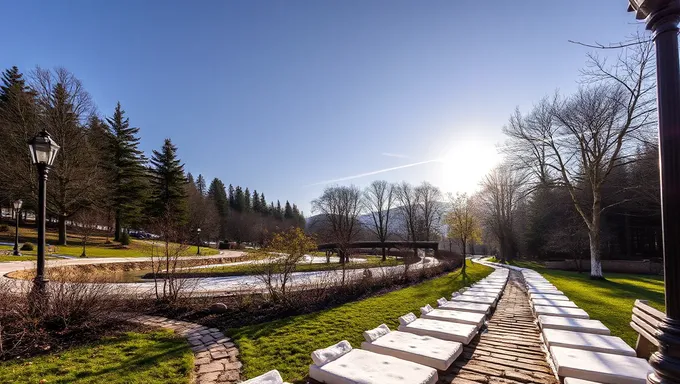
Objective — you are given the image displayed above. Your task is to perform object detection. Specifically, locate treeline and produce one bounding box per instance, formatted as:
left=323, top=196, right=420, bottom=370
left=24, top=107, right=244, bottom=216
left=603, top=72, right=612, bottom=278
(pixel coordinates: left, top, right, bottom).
left=475, top=37, right=660, bottom=278
left=192, top=175, right=306, bottom=245
left=0, top=66, right=304, bottom=245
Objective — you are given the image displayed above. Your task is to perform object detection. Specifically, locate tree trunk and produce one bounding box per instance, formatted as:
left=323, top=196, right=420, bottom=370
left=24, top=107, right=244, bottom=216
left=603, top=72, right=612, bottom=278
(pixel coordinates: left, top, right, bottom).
left=58, top=214, right=67, bottom=245
left=381, top=246, right=386, bottom=262
left=589, top=194, right=604, bottom=279
left=114, top=210, right=121, bottom=242
left=461, top=239, right=467, bottom=275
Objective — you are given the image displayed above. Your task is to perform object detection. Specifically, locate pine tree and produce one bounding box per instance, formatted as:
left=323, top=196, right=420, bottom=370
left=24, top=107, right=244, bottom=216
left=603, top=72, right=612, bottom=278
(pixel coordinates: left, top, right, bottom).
left=252, top=190, right=260, bottom=213
left=284, top=200, right=294, bottom=219
left=187, top=172, right=195, bottom=186
left=275, top=200, right=283, bottom=220
left=196, top=174, right=206, bottom=196
left=148, top=138, right=188, bottom=225
left=0, top=66, right=38, bottom=208
left=228, top=184, right=235, bottom=209
left=244, top=187, right=251, bottom=212
left=234, top=186, right=246, bottom=212
left=106, top=102, right=147, bottom=241
left=260, top=194, right=268, bottom=215
left=207, top=178, right=229, bottom=239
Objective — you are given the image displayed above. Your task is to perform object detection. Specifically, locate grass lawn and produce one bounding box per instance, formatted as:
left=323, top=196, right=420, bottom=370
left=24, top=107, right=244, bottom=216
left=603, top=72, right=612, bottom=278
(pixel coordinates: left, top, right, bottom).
left=0, top=330, right=193, bottom=384
left=511, top=260, right=665, bottom=347
left=0, top=242, right=218, bottom=260
left=184, top=256, right=402, bottom=277
left=229, top=261, right=492, bottom=383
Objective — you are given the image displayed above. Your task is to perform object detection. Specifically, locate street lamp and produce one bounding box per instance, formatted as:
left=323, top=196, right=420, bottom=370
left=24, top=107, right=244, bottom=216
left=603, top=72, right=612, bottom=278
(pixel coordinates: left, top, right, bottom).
left=196, top=227, right=201, bottom=255
left=627, top=1, right=680, bottom=383
left=28, top=130, right=60, bottom=294
left=12, top=199, right=22, bottom=256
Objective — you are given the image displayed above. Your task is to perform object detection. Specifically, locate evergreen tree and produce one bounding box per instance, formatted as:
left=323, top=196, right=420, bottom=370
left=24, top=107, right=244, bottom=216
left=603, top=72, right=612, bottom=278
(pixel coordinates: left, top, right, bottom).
left=284, top=200, right=294, bottom=219
left=269, top=202, right=275, bottom=216
left=187, top=172, right=195, bottom=186
left=228, top=184, right=235, bottom=209
left=207, top=178, right=229, bottom=239
left=275, top=200, right=283, bottom=220
left=196, top=174, right=206, bottom=196
left=260, top=193, right=268, bottom=215
left=244, top=187, right=251, bottom=212
left=234, top=186, right=246, bottom=212
left=106, top=102, right=147, bottom=241
left=148, top=138, right=188, bottom=225
left=0, top=66, right=38, bottom=208
left=252, top=190, right=260, bottom=212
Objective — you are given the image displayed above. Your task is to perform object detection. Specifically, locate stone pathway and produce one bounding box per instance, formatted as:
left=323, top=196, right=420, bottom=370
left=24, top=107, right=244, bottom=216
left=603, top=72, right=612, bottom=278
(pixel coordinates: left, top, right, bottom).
left=439, top=270, right=558, bottom=384
left=129, top=315, right=241, bottom=384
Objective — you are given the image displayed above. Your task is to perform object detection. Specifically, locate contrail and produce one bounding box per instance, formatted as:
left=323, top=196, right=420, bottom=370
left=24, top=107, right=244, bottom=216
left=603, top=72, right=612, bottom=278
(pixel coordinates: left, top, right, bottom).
left=305, top=159, right=442, bottom=187
left=381, top=152, right=410, bottom=159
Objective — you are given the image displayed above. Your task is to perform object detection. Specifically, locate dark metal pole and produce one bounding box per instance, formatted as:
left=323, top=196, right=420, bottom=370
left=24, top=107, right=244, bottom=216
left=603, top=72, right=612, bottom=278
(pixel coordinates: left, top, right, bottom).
left=34, top=164, right=48, bottom=293
left=13, top=208, right=20, bottom=256
left=197, top=230, right=201, bottom=255
left=645, top=3, right=680, bottom=383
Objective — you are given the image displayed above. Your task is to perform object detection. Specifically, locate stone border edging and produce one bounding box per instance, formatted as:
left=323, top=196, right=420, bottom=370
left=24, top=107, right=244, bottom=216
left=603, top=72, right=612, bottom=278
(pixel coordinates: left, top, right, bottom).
left=127, top=315, right=242, bottom=384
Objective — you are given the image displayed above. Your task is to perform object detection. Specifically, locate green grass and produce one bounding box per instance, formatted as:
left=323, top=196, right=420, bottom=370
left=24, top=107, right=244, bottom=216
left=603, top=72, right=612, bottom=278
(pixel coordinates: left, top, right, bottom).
left=0, top=330, right=193, bottom=384
left=511, top=260, right=665, bottom=347
left=185, top=256, right=402, bottom=277
left=0, top=226, right=219, bottom=260
left=229, top=261, right=492, bottom=383
left=0, top=243, right=218, bottom=260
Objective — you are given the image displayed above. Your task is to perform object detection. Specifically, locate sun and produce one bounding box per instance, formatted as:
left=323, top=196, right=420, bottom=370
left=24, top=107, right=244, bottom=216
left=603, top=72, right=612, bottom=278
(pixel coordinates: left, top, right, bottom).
left=440, top=141, right=502, bottom=194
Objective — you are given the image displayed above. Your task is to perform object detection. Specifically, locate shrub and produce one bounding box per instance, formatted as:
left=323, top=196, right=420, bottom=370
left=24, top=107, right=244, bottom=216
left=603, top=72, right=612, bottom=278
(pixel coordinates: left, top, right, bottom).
left=0, top=224, right=9, bottom=232
left=0, top=272, right=128, bottom=360
left=20, top=242, right=34, bottom=251
left=120, top=232, right=131, bottom=246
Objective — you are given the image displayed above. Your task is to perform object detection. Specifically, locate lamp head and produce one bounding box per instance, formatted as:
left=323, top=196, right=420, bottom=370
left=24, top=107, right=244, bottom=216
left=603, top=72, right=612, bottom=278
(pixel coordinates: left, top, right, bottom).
left=28, top=130, right=60, bottom=166
left=13, top=199, right=23, bottom=210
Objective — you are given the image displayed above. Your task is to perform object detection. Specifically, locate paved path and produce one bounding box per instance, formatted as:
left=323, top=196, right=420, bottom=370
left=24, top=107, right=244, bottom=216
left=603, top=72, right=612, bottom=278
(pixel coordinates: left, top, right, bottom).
left=1, top=252, right=438, bottom=296
left=128, top=314, right=242, bottom=384
left=439, top=269, right=558, bottom=384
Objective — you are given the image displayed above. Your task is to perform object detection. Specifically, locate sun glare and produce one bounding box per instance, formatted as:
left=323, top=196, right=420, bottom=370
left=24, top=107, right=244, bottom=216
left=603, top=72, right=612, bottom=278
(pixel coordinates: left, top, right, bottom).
left=440, top=141, right=501, bottom=194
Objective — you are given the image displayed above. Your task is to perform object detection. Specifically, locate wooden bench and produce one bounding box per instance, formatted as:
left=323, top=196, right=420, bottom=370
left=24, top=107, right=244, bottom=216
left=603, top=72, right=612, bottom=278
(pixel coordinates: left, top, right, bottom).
left=630, top=299, right=666, bottom=358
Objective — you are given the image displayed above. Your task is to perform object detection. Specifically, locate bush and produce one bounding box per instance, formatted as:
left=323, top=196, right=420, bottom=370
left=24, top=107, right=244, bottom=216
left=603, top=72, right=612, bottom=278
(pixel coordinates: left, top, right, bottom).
left=120, top=232, right=131, bottom=246
left=20, top=242, right=34, bottom=251
left=0, top=272, right=128, bottom=360
left=0, top=224, right=9, bottom=232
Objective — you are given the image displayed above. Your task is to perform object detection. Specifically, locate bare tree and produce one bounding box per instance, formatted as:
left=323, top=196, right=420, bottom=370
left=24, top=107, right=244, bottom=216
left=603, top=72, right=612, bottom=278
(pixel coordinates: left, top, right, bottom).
left=503, top=95, right=558, bottom=187
left=502, top=39, right=655, bottom=278
left=478, top=164, right=526, bottom=263
left=363, top=180, right=395, bottom=261
left=73, top=207, right=104, bottom=257
left=31, top=67, right=101, bottom=245
left=311, top=185, right=363, bottom=264
left=417, top=182, right=443, bottom=241
left=395, top=182, right=421, bottom=256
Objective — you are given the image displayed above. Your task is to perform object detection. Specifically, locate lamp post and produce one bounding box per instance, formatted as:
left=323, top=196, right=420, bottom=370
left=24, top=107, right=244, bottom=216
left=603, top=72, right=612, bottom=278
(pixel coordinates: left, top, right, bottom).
left=28, top=130, right=60, bottom=295
left=627, top=1, right=680, bottom=383
left=196, top=227, right=201, bottom=255
left=12, top=199, right=22, bottom=256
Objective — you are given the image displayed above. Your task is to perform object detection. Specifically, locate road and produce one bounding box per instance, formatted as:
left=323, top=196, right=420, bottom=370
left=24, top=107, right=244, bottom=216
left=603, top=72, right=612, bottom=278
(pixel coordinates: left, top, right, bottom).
left=0, top=251, right=439, bottom=296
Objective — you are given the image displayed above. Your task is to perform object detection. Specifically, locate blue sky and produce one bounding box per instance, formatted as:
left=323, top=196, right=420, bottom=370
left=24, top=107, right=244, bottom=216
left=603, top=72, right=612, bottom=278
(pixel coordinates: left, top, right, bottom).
left=3, top=1, right=643, bottom=214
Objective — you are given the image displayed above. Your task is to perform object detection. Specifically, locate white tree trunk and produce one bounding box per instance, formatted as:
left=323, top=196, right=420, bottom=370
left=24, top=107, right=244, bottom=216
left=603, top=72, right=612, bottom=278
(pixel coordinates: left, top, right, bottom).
left=589, top=194, right=603, bottom=279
